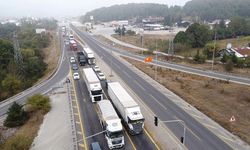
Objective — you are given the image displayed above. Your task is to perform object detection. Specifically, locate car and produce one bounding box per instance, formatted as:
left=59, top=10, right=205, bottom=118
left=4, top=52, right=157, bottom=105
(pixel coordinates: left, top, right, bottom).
left=71, top=63, right=78, bottom=70
left=93, top=65, right=101, bottom=72
left=73, top=72, right=80, bottom=80
left=91, top=142, right=101, bottom=150
left=97, top=72, right=106, bottom=81
left=70, top=56, right=76, bottom=63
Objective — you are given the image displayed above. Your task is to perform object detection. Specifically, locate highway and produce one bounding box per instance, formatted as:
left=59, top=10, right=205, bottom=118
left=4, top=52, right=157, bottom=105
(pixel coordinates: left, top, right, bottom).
left=68, top=39, right=158, bottom=150
left=71, top=25, right=233, bottom=150
left=0, top=30, right=70, bottom=117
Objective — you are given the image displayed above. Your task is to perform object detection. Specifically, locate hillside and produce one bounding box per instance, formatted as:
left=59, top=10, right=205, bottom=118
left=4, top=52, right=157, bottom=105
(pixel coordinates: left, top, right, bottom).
left=81, top=0, right=250, bottom=23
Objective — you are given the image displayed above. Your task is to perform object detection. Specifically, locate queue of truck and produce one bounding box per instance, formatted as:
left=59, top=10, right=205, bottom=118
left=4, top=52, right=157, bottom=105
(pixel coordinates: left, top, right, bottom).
left=63, top=28, right=144, bottom=149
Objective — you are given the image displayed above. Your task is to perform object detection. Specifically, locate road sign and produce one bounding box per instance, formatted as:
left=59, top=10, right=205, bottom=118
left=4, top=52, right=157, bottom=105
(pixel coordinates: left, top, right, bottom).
left=230, top=116, right=236, bottom=122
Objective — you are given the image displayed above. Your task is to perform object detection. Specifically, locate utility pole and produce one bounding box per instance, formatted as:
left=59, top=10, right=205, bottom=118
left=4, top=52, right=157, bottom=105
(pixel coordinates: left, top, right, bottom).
left=155, top=40, right=158, bottom=80
left=212, top=30, right=217, bottom=70
left=13, top=32, right=24, bottom=74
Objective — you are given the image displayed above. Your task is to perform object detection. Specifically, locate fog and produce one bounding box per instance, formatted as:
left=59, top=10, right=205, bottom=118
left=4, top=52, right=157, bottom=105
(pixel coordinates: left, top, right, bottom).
left=0, top=0, right=190, bottom=18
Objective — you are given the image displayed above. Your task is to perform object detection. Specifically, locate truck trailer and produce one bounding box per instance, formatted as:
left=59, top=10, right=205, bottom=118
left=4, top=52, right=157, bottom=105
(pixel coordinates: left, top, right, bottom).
left=77, top=51, right=86, bottom=66
left=83, top=47, right=95, bottom=65
left=69, top=40, right=77, bottom=51
left=107, top=82, right=145, bottom=135
left=96, top=100, right=124, bottom=149
left=83, top=68, right=103, bottom=102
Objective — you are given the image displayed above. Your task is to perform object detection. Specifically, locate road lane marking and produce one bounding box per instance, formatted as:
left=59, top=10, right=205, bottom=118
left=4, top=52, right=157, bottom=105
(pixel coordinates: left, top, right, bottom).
left=77, top=131, right=82, bottom=135
left=79, top=143, right=85, bottom=148
left=71, top=69, right=88, bottom=150
left=75, top=121, right=80, bottom=124
left=144, top=129, right=161, bottom=150
left=124, top=130, right=137, bottom=150
left=134, top=80, right=146, bottom=91
left=74, top=113, right=79, bottom=116
left=149, top=94, right=167, bottom=110
left=191, top=114, right=203, bottom=119
left=202, top=123, right=217, bottom=130
left=123, top=70, right=131, bottom=78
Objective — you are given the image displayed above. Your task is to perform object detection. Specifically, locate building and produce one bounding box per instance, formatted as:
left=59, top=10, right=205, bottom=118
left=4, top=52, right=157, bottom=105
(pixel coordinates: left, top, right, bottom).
left=35, top=28, right=46, bottom=34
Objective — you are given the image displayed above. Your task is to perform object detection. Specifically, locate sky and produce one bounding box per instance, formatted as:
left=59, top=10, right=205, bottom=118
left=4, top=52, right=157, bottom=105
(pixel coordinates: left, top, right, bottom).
left=0, top=0, right=190, bottom=18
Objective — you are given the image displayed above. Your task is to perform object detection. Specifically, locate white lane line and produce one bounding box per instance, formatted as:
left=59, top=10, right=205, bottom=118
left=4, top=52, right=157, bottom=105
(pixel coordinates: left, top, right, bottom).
left=123, top=70, right=131, bottom=78
left=202, top=123, right=217, bottom=130
left=77, top=131, right=82, bottom=135
left=191, top=114, right=203, bottom=119
left=149, top=94, right=167, bottom=110
left=134, top=80, right=146, bottom=91
left=218, top=135, right=235, bottom=142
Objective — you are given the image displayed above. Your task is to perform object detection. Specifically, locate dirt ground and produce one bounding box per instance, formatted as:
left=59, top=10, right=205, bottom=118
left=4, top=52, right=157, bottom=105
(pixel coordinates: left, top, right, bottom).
left=112, top=34, right=174, bottom=50
left=123, top=56, right=250, bottom=144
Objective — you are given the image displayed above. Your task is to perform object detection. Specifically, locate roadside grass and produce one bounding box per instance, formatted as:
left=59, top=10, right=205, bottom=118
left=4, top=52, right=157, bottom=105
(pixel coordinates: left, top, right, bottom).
left=0, top=110, right=45, bottom=150
left=0, top=94, right=51, bottom=150
left=35, top=31, right=60, bottom=84
left=123, top=56, right=250, bottom=144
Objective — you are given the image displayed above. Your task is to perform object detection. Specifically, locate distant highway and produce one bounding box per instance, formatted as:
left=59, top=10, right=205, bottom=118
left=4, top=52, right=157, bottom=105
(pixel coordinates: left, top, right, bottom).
left=72, top=25, right=233, bottom=150
left=0, top=30, right=69, bottom=117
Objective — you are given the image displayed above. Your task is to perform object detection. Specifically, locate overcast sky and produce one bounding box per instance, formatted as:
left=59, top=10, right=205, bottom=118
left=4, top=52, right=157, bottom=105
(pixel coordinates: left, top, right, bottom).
left=0, top=0, right=190, bottom=18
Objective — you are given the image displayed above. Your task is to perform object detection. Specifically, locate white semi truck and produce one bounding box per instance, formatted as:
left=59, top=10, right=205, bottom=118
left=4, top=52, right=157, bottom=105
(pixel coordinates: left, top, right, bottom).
left=96, top=100, right=124, bottom=149
left=83, top=47, right=95, bottom=65
left=107, top=82, right=145, bottom=135
left=83, top=68, right=103, bottom=102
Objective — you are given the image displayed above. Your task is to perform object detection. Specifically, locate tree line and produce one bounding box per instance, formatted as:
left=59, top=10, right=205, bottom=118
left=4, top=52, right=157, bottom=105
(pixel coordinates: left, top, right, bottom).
left=81, top=0, right=250, bottom=25
left=0, top=18, right=57, bottom=101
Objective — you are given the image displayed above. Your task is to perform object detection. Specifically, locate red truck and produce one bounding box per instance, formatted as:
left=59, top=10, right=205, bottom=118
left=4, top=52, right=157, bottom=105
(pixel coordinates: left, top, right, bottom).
left=69, top=40, right=77, bottom=51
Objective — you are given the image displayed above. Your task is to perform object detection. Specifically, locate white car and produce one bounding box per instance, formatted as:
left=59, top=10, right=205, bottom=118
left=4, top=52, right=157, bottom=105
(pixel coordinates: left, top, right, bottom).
left=97, top=72, right=106, bottom=80
left=70, top=57, right=76, bottom=63
left=73, top=72, right=80, bottom=80
left=93, top=65, right=101, bottom=72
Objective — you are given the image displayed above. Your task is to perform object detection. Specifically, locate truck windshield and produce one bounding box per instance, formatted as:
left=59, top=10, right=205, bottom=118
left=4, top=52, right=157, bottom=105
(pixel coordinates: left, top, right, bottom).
left=128, top=118, right=145, bottom=124
left=107, top=130, right=123, bottom=138
left=91, top=89, right=102, bottom=95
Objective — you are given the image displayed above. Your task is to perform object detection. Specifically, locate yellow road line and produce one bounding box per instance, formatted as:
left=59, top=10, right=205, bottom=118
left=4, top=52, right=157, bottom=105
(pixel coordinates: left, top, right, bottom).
left=144, top=128, right=161, bottom=150
left=124, top=130, right=137, bottom=150
left=79, top=143, right=85, bottom=148
left=70, top=69, right=88, bottom=150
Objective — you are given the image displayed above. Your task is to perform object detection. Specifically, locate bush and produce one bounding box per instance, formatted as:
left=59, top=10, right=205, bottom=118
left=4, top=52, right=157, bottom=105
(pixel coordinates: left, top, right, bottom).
left=126, top=30, right=135, bottom=36
left=193, top=53, right=206, bottom=64
left=3, top=135, right=32, bottom=150
left=4, top=102, right=28, bottom=127
left=26, top=94, right=51, bottom=113
left=224, top=59, right=234, bottom=72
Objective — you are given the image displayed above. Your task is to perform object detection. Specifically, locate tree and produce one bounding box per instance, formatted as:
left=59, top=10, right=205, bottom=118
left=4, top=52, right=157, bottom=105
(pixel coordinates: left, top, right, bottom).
left=186, top=23, right=211, bottom=48
left=203, top=43, right=220, bottom=59
left=4, top=102, right=28, bottom=127
left=1, top=75, right=22, bottom=95
left=224, top=59, right=233, bottom=72
left=174, top=31, right=188, bottom=44
left=26, top=94, right=51, bottom=113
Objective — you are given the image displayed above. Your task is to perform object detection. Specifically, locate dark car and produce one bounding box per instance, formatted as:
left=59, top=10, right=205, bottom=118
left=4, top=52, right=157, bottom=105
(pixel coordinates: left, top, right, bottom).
left=91, top=142, right=101, bottom=150
left=71, top=63, right=78, bottom=70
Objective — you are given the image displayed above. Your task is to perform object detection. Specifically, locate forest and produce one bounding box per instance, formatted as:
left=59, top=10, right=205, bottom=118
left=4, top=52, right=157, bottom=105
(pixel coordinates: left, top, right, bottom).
left=0, top=19, right=57, bottom=101
left=81, top=0, right=250, bottom=25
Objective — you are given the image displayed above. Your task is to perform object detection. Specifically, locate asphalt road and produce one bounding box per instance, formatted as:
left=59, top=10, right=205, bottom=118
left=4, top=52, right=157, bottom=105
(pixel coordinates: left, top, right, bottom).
left=68, top=40, right=157, bottom=150
left=71, top=25, right=233, bottom=150
left=0, top=30, right=70, bottom=117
